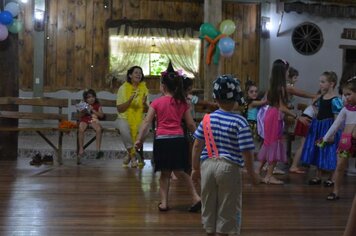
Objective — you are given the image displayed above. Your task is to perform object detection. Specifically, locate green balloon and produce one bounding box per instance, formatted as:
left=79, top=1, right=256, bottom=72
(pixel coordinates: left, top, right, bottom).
left=219, top=19, right=236, bottom=36
left=7, top=19, right=23, bottom=34
left=200, top=23, right=219, bottom=39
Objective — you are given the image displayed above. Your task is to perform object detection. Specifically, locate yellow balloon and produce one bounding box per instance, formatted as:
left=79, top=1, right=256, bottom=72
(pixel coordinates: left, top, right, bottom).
left=219, top=19, right=236, bottom=36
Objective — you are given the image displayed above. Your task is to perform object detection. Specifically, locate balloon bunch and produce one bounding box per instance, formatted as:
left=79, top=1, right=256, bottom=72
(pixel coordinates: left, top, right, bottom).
left=0, top=2, right=22, bottom=41
left=199, top=19, right=236, bottom=65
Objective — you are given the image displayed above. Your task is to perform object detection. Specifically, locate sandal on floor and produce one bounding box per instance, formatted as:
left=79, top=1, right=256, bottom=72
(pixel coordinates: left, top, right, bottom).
left=262, top=176, right=284, bottom=185
left=158, top=202, right=169, bottom=212
left=130, top=159, right=138, bottom=168
left=188, top=200, right=201, bottom=213
left=122, top=155, right=131, bottom=167
left=326, top=192, right=340, bottom=201
left=323, top=179, right=334, bottom=187
left=308, top=178, right=321, bottom=185
left=289, top=168, right=306, bottom=174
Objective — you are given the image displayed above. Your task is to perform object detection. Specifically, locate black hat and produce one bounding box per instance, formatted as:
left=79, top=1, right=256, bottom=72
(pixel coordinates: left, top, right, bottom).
left=212, top=74, right=245, bottom=104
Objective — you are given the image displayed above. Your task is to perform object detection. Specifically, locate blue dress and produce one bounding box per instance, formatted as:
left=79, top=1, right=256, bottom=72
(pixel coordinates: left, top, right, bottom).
left=301, top=96, right=343, bottom=171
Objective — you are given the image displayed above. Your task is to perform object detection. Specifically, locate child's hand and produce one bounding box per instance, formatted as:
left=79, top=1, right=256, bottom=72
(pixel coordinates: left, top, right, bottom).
left=315, top=139, right=327, bottom=148
left=134, top=140, right=142, bottom=150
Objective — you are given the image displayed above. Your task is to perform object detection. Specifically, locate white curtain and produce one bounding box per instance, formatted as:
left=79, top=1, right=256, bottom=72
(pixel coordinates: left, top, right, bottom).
left=108, top=25, right=201, bottom=83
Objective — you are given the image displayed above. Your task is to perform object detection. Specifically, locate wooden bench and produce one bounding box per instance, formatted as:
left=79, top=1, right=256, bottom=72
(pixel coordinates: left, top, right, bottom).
left=0, top=97, right=70, bottom=165
left=70, top=98, right=119, bottom=159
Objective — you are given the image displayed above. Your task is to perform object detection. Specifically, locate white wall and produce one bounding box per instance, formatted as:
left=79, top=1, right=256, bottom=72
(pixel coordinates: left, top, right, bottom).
left=261, top=1, right=356, bottom=105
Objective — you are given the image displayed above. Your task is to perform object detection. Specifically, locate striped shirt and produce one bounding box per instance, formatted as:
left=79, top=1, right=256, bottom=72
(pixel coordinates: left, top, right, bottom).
left=193, top=109, right=255, bottom=167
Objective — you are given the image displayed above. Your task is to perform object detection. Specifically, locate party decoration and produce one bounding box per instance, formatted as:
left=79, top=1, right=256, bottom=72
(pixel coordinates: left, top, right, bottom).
left=218, top=37, right=235, bottom=56
left=7, top=19, right=23, bottom=34
left=204, top=33, right=226, bottom=65
left=4, top=2, right=20, bottom=17
left=0, top=24, right=9, bottom=41
left=0, top=11, right=13, bottom=25
left=199, top=20, right=237, bottom=64
left=219, top=19, right=236, bottom=36
left=199, top=23, right=220, bottom=39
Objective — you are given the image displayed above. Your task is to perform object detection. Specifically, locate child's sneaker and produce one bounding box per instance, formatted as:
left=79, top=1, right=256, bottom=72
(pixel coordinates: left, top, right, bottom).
left=42, top=154, right=54, bottom=165
left=29, top=153, right=42, bottom=166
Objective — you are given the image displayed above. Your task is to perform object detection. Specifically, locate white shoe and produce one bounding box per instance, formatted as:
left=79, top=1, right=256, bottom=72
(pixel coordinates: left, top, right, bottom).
left=273, top=167, right=286, bottom=175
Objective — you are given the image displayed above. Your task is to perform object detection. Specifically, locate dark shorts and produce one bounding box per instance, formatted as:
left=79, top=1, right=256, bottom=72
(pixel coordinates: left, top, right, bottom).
left=153, top=136, right=189, bottom=172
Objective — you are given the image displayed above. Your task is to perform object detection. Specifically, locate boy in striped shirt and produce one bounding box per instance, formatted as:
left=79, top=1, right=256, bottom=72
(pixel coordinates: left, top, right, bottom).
left=191, top=75, right=260, bottom=236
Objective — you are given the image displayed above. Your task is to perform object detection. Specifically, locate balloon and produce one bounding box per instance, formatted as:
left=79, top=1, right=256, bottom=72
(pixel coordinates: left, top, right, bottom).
left=0, top=11, right=13, bottom=25
left=219, top=19, right=236, bottom=36
left=7, top=19, right=23, bottom=33
left=4, top=2, right=20, bottom=17
left=218, top=37, right=235, bottom=54
left=199, top=23, right=220, bottom=39
left=220, top=50, right=234, bottom=57
left=0, top=24, right=9, bottom=41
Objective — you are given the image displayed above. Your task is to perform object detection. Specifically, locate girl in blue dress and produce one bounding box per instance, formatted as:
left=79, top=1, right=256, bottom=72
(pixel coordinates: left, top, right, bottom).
left=301, top=71, right=343, bottom=186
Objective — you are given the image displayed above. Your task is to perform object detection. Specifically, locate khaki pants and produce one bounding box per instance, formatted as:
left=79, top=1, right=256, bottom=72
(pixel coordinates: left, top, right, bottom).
left=201, top=158, right=242, bottom=235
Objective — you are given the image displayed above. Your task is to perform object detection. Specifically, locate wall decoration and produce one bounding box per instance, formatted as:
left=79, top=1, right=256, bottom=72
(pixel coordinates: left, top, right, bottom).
left=291, top=22, right=323, bottom=55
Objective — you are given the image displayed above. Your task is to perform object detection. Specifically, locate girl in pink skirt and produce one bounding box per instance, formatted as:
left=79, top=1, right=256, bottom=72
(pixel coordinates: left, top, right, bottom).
left=257, top=59, right=308, bottom=184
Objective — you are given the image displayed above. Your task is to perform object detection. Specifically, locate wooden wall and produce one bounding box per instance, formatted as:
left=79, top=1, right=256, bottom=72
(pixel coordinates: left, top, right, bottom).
left=18, top=0, right=260, bottom=92
left=221, top=2, right=260, bottom=85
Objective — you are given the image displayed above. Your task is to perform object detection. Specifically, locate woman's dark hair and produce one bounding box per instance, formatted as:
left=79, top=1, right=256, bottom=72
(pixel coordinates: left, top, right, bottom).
left=268, top=59, right=289, bottom=106
left=161, top=62, right=186, bottom=103
left=126, top=66, right=145, bottom=84
left=83, top=89, right=99, bottom=103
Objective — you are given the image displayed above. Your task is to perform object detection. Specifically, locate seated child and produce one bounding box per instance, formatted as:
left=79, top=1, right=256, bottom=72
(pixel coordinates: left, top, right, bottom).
left=77, top=89, right=104, bottom=163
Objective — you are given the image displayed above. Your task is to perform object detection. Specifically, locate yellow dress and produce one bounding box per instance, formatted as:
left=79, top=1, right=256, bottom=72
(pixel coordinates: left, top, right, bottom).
left=116, top=81, right=149, bottom=156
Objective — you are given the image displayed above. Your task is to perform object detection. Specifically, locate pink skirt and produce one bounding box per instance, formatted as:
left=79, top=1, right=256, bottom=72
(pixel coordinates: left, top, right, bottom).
left=258, top=107, right=287, bottom=163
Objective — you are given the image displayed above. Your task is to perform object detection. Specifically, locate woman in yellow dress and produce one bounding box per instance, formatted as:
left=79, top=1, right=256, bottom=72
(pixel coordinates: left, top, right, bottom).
left=116, top=66, right=149, bottom=168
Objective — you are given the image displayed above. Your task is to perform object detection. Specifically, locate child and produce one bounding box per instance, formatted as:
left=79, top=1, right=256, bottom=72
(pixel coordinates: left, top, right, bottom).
left=257, top=59, right=301, bottom=184
left=191, top=74, right=260, bottom=235
left=320, top=77, right=356, bottom=200
left=134, top=63, right=201, bottom=212
left=78, top=89, right=104, bottom=162
left=289, top=104, right=317, bottom=174
left=243, top=80, right=267, bottom=138
left=301, top=71, right=343, bottom=186
left=183, top=76, right=218, bottom=117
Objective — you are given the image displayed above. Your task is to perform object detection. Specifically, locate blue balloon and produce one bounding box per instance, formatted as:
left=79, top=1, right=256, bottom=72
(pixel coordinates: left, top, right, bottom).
left=218, top=37, right=235, bottom=54
left=0, top=11, right=13, bottom=25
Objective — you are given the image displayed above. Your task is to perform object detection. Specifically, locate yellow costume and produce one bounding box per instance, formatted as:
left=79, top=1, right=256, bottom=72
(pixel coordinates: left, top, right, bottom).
left=116, top=81, right=149, bottom=156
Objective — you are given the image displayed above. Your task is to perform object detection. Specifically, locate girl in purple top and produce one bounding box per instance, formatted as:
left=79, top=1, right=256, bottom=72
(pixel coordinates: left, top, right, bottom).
left=135, top=62, right=201, bottom=212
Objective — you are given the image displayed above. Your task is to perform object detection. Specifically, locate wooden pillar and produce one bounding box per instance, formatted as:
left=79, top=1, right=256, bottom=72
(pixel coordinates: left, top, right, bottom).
left=0, top=34, right=19, bottom=160
left=203, top=0, right=222, bottom=101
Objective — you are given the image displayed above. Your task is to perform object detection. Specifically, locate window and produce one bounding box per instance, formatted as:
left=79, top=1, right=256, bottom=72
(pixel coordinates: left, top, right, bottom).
left=109, top=36, right=201, bottom=77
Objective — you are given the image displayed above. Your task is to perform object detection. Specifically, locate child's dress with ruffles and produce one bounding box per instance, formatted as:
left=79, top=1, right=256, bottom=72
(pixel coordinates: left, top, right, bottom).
left=301, top=96, right=343, bottom=171
left=258, top=106, right=287, bottom=163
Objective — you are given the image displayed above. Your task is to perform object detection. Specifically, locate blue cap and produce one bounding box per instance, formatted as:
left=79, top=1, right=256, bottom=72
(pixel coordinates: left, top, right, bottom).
left=212, top=74, right=245, bottom=105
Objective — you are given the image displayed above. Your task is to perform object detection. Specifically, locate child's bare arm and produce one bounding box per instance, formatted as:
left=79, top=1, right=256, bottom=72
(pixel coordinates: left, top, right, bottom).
left=91, top=106, right=104, bottom=119
left=191, top=139, right=204, bottom=182
left=250, top=100, right=267, bottom=108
